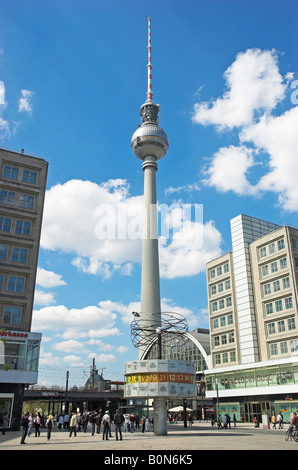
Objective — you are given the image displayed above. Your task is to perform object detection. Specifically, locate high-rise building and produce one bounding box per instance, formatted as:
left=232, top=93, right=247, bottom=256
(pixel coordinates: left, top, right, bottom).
left=205, top=214, right=298, bottom=423
left=0, top=147, right=48, bottom=429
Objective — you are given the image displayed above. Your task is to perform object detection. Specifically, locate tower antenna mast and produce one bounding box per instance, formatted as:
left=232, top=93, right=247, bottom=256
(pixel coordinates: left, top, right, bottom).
left=147, top=17, right=153, bottom=101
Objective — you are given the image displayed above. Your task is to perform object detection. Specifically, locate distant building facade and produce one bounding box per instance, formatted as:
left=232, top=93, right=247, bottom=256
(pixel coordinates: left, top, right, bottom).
left=0, top=147, right=48, bottom=429
left=205, top=214, right=298, bottom=423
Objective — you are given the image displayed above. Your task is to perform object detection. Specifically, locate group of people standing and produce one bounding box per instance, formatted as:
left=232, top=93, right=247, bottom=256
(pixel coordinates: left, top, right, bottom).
left=20, top=409, right=150, bottom=444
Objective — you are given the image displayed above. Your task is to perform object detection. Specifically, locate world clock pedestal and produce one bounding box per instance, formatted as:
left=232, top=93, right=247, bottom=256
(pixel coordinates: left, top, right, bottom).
left=124, top=359, right=197, bottom=436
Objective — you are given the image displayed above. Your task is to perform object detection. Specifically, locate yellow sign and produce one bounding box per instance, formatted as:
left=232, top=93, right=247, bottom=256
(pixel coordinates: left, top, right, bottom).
left=126, top=373, right=194, bottom=384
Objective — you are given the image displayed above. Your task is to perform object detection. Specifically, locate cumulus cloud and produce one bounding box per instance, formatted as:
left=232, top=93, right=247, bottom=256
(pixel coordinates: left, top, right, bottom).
left=34, top=290, right=56, bottom=306
left=192, top=47, right=298, bottom=211
left=36, top=268, right=66, bottom=288
left=192, top=48, right=289, bottom=130
left=202, top=145, right=257, bottom=195
left=41, top=178, right=223, bottom=279
left=18, top=89, right=34, bottom=113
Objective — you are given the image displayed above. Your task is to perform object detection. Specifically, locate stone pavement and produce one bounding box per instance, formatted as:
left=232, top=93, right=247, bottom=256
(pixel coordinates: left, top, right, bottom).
left=0, top=422, right=296, bottom=452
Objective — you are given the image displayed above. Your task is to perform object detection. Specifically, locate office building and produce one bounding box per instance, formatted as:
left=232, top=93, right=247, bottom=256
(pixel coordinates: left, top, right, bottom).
left=205, top=214, right=298, bottom=423
left=0, top=147, right=48, bottom=429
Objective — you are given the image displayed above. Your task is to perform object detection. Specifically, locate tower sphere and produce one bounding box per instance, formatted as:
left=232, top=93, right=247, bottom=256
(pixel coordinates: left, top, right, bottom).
left=131, top=100, right=169, bottom=161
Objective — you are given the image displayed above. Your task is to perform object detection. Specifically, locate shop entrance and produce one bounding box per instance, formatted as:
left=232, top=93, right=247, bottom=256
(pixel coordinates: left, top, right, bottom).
left=244, top=401, right=270, bottom=423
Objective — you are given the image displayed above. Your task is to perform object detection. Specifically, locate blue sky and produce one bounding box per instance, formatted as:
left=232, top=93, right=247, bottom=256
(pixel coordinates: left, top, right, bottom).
left=1, top=0, right=298, bottom=387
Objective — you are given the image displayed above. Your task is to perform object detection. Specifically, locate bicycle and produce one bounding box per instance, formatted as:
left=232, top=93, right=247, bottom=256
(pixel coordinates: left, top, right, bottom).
left=285, top=425, right=298, bottom=442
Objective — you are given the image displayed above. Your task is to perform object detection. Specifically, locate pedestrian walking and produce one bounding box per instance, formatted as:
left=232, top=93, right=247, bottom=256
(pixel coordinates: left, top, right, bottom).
left=20, top=412, right=29, bottom=444
left=34, top=412, right=42, bottom=437
left=96, top=409, right=102, bottom=434
left=141, top=416, right=146, bottom=433
left=58, top=414, right=64, bottom=430
left=226, top=413, right=231, bottom=429
left=90, top=410, right=97, bottom=436
left=27, top=412, right=34, bottom=437
left=1, top=412, right=9, bottom=435
left=271, top=413, right=276, bottom=429
left=102, top=410, right=110, bottom=440
left=277, top=412, right=283, bottom=429
left=82, top=410, right=89, bottom=433
left=145, top=416, right=149, bottom=432
left=233, top=414, right=237, bottom=427
left=124, top=413, right=130, bottom=432
left=113, top=409, right=124, bottom=440
left=69, top=410, right=77, bottom=437
left=130, top=413, right=136, bottom=433
left=63, top=412, right=69, bottom=430
left=46, top=414, right=54, bottom=440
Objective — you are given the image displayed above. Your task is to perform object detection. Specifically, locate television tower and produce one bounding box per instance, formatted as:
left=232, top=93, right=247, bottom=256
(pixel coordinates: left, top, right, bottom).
left=131, top=17, right=169, bottom=358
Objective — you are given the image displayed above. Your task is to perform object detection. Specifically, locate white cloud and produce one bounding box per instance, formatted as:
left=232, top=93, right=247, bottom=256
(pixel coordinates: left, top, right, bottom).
left=159, top=220, right=222, bottom=279
left=0, top=81, right=5, bottom=105
left=18, top=89, right=33, bottom=113
left=34, top=289, right=56, bottom=306
left=192, top=48, right=289, bottom=130
left=41, top=178, right=223, bottom=279
left=36, top=267, right=66, bottom=288
left=202, top=145, right=257, bottom=195
left=240, top=106, right=298, bottom=211
left=41, top=179, right=142, bottom=278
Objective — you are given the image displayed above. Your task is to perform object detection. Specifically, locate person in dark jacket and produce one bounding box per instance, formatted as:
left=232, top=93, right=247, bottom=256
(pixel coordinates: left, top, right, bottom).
left=113, top=409, right=124, bottom=440
left=20, top=412, right=29, bottom=444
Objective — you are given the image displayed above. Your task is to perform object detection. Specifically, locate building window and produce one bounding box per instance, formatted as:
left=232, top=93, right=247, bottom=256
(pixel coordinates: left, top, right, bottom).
left=18, top=194, right=34, bottom=210
left=225, top=279, right=230, bottom=290
left=7, top=276, right=24, bottom=293
left=3, top=165, right=19, bottom=180
left=222, top=352, right=228, bottom=363
left=264, top=283, right=271, bottom=295
left=280, top=257, right=287, bottom=269
left=280, top=342, right=288, bottom=354
left=230, top=351, right=236, bottom=362
left=212, top=302, right=218, bottom=312
left=273, top=280, right=280, bottom=292
left=223, top=263, right=229, bottom=273
left=270, top=343, right=278, bottom=356
left=215, top=354, right=221, bottom=365
left=228, top=332, right=234, bottom=343
left=288, top=317, right=296, bottom=330
left=217, top=266, right=222, bottom=276
left=213, top=318, right=219, bottom=329
left=0, top=245, right=8, bottom=261
left=262, top=265, right=269, bottom=277
left=290, top=339, right=298, bottom=354
left=218, top=282, right=223, bottom=293
left=22, top=170, right=37, bottom=184
left=11, top=247, right=28, bottom=264
left=0, top=190, right=15, bottom=205
left=285, top=297, right=293, bottom=310
left=214, top=336, right=220, bottom=347
left=0, top=274, right=3, bottom=290
left=277, top=239, right=285, bottom=251
left=268, top=243, right=275, bottom=255
left=226, top=296, right=232, bottom=307
left=282, top=277, right=290, bottom=289
left=275, top=300, right=283, bottom=312
left=260, top=247, right=267, bottom=258
left=220, top=317, right=226, bottom=327
left=221, top=334, right=227, bottom=345
left=227, top=314, right=233, bottom=325
left=210, top=269, right=215, bottom=279
left=268, top=323, right=276, bottom=335
left=3, top=305, right=21, bottom=324
left=15, top=220, right=31, bottom=236
left=265, top=303, right=273, bottom=315
left=211, top=285, right=217, bottom=295
left=271, top=261, right=278, bottom=273
left=219, top=299, right=225, bottom=310
left=0, top=217, right=11, bottom=232
left=292, top=239, right=298, bottom=251
left=277, top=320, right=285, bottom=333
